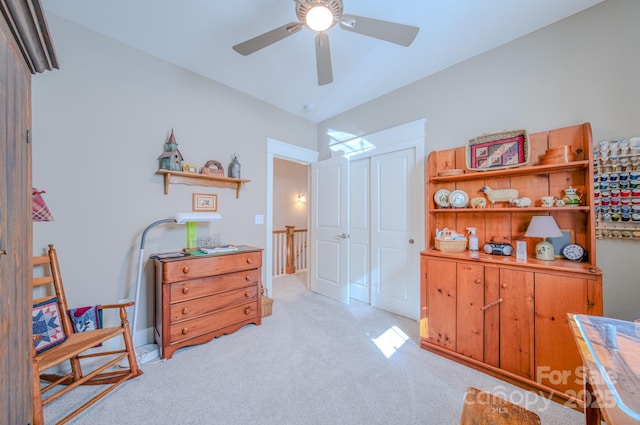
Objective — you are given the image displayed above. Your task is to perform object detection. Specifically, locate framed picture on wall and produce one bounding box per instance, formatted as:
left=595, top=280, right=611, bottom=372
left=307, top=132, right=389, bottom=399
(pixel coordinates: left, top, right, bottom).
left=192, top=193, right=218, bottom=212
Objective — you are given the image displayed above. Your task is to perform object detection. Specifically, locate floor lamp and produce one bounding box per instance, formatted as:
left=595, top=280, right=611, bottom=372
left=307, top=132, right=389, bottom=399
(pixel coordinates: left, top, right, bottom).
left=131, top=212, right=221, bottom=363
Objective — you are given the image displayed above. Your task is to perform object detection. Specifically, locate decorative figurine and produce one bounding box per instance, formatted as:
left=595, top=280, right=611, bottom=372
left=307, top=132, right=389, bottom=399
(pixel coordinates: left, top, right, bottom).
left=480, top=185, right=519, bottom=207
left=229, top=152, right=241, bottom=178
left=158, top=129, right=183, bottom=171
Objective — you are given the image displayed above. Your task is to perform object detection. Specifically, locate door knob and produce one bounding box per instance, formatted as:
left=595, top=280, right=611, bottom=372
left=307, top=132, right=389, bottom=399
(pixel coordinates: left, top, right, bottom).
left=336, top=233, right=347, bottom=239
left=0, top=249, right=6, bottom=255
left=409, top=239, right=415, bottom=244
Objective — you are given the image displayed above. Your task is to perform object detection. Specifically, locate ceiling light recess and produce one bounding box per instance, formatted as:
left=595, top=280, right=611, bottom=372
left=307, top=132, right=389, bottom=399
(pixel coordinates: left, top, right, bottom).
left=306, top=6, right=333, bottom=31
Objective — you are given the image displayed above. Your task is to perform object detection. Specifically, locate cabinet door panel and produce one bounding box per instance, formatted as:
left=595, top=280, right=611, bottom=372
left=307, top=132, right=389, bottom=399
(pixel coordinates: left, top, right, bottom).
left=499, top=269, right=534, bottom=379
left=535, top=273, right=587, bottom=395
left=456, top=263, right=484, bottom=360
left=425, top=259, right=456, bottom=350
left=483, top=266, right=500, bottom=367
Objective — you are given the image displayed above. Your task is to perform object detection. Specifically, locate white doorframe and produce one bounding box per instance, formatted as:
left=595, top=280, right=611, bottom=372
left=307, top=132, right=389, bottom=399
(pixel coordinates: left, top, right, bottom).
left=266, top=138, right=318, bottom=296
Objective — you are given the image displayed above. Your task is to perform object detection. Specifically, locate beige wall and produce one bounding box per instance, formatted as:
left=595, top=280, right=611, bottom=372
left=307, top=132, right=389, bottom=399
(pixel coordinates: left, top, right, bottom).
left=32, top=15, right=316, bottom=344
left=273, top=158, right=309, bottom=231
left=318, top=0, right=640, bottom=320
left=31, top=0, right=639, bottom=353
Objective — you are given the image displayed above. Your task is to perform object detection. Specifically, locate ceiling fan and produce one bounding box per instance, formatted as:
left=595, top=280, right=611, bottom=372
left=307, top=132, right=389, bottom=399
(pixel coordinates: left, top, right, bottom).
left=232, top=0, right=420, bottom=85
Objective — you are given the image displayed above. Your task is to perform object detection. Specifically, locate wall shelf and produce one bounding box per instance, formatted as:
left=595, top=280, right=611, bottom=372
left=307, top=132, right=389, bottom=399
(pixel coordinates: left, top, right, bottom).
left=431, top=206, right=591, bottom=213
left=156, top=170, right=250, bottom=198
left=429, top=160, right=589, bottom=183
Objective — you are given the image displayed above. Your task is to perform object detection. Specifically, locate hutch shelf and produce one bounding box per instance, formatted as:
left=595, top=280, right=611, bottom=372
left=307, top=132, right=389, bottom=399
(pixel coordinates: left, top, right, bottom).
left=156, top=169, right=250, bottom=198
left=420, top=122, right=603, bottom=407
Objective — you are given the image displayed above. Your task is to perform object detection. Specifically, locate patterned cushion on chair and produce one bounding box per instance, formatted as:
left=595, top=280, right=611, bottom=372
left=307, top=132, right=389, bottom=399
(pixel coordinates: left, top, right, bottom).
left=33, top=297, right=67, bottom=354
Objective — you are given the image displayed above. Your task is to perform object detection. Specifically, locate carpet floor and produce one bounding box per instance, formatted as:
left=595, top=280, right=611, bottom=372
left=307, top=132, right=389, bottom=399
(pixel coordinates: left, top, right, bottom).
left=43, top=273, right=583, bottom=424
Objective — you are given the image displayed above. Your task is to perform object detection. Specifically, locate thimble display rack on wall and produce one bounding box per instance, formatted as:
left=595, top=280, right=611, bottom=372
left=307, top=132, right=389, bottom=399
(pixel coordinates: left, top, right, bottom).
left=592, top=137, right=640, bottom=240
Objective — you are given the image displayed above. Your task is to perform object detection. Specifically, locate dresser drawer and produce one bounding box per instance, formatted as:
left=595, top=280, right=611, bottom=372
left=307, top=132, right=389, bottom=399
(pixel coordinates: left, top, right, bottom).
left=169, top=286, right=258, bottom=323
left=169, top=302, right=258, bottom=343
left=161, top=251, right=262, bottom=283
left=169, top=268, right=259, bottom=303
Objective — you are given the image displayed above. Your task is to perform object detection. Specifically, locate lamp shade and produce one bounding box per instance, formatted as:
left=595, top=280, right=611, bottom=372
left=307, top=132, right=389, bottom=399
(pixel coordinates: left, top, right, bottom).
left=524, top=216, right=563, bottom=238
left=175, top=212, right=222, bottom=223
left=32, top=188, right=53, bottom=222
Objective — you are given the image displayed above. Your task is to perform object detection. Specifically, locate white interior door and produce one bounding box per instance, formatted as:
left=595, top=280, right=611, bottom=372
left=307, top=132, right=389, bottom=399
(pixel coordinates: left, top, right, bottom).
left=348, top=158, right=369, bottom=303
left=310, top=156, right=349, bottom=303
left=370, top=147, right=419, bottom=319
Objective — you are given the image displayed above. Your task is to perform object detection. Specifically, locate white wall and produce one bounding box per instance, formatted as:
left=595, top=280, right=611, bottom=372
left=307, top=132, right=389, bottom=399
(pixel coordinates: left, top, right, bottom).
left=32, top=15, right=316, bottom=345
left=317, top=0, right=640, bottom=320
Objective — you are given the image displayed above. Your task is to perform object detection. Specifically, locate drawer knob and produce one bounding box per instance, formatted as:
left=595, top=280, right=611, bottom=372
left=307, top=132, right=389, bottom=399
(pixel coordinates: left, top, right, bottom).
left=181, top=327, right=189, bottom=335
left=244, top=306, right=252, bottom=315
left=246, top=258, right=253, bottom=264
left=182, top=266, right=190, bottom=274
left=244, top=291, right=250, bottom=298
left=182, top=307, right=189, bottom=315
left=501, top=283, right=508, bottom=289
left=474, top=279, right=481, bottom=284
left=245, top=275, right=251, bottom=281
left=182, top=287, right=189, bottom=295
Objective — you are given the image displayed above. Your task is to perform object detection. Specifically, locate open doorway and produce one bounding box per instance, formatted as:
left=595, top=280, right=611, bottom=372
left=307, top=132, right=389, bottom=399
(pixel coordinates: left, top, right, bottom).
left=265, top=139, right=318, bottom=299
left=272, top=158, right=309, bottom=277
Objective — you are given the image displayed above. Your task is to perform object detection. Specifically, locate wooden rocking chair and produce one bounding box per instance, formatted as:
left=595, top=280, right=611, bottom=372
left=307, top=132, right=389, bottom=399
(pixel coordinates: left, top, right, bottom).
left=32, top=244, right=142, bottom=425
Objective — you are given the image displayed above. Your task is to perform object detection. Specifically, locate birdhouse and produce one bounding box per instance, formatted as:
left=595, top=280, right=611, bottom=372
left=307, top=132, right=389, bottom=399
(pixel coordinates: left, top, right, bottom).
left=158, top=129, right=184, bottom=171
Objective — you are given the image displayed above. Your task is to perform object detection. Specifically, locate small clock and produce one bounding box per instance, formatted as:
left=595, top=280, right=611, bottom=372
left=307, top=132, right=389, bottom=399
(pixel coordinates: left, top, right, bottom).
left=562, top=244, right=587, bottom=262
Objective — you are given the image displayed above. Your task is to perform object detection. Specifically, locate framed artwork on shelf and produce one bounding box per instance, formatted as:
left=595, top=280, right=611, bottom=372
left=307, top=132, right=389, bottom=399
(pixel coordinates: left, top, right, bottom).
left=466, top=129, right=530, bottom=171
left=192, top=193, right=218, bottom=212
left=549, top=229, right=575, bottom=258
left=182, top=163, right=198, bottom=173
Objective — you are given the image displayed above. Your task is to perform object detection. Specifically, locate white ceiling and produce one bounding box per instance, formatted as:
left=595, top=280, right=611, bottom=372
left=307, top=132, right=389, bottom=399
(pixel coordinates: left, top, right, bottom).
left=41, top=0, right=603, bottom=123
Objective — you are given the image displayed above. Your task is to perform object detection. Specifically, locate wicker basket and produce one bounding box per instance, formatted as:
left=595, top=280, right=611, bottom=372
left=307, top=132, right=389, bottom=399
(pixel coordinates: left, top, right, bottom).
left=261, top=286, right=273, bottom=317
left=435, top=238, right=467, bottom=252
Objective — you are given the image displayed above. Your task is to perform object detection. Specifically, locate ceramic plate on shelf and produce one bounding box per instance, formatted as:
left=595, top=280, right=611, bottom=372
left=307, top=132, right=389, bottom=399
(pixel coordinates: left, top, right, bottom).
left=449, top=190, right=469, bottom=208
left=434, top=189, right=451, bottom=208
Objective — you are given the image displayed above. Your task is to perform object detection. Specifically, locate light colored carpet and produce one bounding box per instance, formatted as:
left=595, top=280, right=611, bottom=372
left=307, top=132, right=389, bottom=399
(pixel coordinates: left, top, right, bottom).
left=44, top=273, right=583, bottom=424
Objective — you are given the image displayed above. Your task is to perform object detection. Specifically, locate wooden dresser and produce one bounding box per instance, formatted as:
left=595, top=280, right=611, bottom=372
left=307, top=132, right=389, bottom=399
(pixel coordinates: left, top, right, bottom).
left=153, top=246, right=262, bottom=359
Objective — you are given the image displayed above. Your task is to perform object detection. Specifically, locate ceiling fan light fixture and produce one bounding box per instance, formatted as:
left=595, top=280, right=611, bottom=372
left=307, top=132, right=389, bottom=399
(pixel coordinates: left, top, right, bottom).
left=234, top=0, right=419, bottom=86
left=306, top=5, right=334, bottom=32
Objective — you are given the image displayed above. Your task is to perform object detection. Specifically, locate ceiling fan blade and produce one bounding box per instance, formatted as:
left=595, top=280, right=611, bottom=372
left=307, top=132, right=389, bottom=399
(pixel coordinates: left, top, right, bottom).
left=232, top=22, right=302, bottom=56
left=339, top=14, right=419, bottom=47
left=315, top=32, right=333, bottom=86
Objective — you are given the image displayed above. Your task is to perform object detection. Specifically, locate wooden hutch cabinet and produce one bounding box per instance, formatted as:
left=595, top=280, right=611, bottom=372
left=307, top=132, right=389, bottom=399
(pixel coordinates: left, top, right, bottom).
left=420, top=122, right=603, bottom=405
